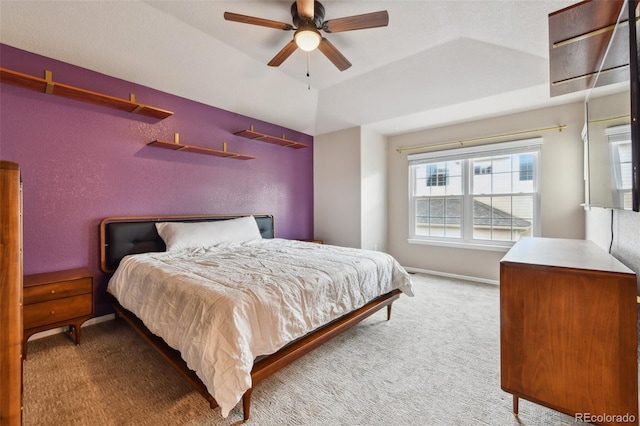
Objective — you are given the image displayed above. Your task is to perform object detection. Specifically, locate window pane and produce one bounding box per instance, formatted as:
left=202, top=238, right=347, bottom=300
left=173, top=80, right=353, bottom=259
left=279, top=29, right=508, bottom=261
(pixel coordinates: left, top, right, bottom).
left=416, top=161, right=462, bottom=196
left=472, top=155, right=515, bottom=195
left=447, top=175, right=463, bottom=196
left=472, top=153, right=536, bottom=195
left=472, top=157, right=492, bottom=194
left=444, top=198, right=462, bottom=238
left=473, top=196, right=494, bottom=240
left=617, top=143, right=632, bottom=189
left=472, top=196, right=533, bottom=241
left=415, top=197, right=462, bottom=238
left=414, top=179, right=430, bottom=196
left=513, top=153, right=535, bottom=193
left=415, top=199, right=430, bottom=236
left=519, top=153, right=534, bottom=181
left=513, top=171, right=534, bottom=193
left=623, top=191, right=632, bottom=210
left=414, top=164, right=430, bottom=196
left=492, top=171, right=512, bottom=194
left=426, top=164, right=447, bottom=186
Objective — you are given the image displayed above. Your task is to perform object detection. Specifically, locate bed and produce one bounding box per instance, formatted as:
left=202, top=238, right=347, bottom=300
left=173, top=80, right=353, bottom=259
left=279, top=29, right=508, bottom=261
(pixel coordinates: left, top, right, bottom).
left=100, top=214, right=413, bottom=420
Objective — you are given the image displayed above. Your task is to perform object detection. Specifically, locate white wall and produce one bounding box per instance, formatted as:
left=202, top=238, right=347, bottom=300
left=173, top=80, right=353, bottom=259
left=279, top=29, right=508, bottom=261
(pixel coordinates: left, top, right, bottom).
left=314, top=127, right=361, bottom=248
left=314, top=126, right=389, bottom=251
left=361, top=127, right=388, bottom=252
left=387, top=101, right=586, bottom=282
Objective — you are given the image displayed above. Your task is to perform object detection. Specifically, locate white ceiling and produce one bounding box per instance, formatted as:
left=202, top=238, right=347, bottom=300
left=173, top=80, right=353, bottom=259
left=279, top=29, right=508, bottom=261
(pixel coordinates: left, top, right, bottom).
left=1, top=0, right=593, bottom=136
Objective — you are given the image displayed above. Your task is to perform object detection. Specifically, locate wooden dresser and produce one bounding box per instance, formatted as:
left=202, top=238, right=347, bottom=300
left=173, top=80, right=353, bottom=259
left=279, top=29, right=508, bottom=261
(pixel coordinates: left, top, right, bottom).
left=500, top=237, right=638, bottom=425
left=23, top=268, right=94, bottom=359
left=0, top=161, right=23, bottom=426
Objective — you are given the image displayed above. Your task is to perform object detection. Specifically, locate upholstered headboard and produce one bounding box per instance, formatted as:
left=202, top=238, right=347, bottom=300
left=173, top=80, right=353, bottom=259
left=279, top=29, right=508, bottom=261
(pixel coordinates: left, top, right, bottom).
left=99, top=214, right=274, bottom=273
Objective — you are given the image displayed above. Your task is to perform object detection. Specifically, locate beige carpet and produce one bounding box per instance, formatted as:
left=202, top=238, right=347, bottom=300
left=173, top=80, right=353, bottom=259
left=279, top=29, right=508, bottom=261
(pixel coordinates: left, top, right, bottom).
left=23, top=274, right=587, bottom=425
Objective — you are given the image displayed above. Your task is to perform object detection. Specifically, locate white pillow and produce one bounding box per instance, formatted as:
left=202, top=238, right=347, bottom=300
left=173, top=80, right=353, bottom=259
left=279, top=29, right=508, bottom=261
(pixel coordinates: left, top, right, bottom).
left=155, top=216, right=262, bottom=251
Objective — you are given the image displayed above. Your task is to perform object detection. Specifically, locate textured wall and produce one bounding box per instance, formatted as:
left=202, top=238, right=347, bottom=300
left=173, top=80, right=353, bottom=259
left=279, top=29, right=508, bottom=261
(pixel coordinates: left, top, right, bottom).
left=0, top=44, right=314, bottom=315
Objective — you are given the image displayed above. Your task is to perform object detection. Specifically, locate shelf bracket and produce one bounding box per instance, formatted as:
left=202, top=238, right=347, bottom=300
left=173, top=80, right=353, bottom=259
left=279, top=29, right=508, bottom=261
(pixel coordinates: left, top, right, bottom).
left=173, top=133, right=186, bottom=150
left=129, top=94, right=144, bottom=114
left=44, top=70, right=54, bottom=95
left=223, top=142, right=239, bottom=157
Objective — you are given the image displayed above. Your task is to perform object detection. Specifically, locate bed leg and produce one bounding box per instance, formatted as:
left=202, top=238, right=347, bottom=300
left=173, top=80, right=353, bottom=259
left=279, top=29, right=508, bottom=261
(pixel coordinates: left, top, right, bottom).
left=242, top=388, right=253, bottom=422
left=387, top=303, right=392, bottom=320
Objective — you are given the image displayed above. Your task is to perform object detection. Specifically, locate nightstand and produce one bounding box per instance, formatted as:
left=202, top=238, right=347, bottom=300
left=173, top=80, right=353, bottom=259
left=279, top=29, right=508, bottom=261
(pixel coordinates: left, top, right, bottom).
left=23, top=268, right=94, bottom=359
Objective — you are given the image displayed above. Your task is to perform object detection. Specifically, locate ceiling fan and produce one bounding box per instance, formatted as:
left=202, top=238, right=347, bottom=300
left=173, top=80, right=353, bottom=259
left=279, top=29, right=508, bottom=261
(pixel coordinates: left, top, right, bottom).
left=224, top=0, right=389, bottom=71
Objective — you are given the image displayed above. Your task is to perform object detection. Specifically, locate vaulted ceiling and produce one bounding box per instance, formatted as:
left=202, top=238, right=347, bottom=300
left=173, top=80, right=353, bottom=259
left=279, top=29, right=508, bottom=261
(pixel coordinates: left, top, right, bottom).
left=1, top=0, right=590, bottom=136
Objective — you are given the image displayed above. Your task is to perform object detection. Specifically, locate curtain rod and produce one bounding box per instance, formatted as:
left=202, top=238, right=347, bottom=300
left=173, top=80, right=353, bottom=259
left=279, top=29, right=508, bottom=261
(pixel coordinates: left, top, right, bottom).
left=588, top=114, right=630, bottom=124
left=395, top=124, right=567, bottom=154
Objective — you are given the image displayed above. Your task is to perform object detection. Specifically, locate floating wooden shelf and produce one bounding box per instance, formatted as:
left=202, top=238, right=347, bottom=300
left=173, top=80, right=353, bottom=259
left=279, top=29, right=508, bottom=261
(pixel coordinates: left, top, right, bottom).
left=0, top=67, right=173, bottom=120
left=234, top=125, right=308, bottom=149
left=148, top=133, right=256, bottom=160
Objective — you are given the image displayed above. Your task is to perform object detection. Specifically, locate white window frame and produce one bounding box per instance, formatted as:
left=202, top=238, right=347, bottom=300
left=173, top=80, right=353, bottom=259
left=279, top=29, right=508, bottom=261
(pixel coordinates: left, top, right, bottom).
left=407, top=138, right=542, bottom=251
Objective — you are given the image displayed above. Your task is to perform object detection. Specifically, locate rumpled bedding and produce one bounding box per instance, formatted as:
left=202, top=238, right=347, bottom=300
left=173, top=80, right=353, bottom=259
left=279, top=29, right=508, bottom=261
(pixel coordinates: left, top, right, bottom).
left=107, top=238, right=414, bottom=417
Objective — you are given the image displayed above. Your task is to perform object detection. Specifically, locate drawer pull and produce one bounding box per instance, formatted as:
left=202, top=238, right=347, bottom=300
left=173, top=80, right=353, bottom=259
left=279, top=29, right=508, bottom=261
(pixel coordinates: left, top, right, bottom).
left=50, top=290, right=55, bottom=294
left=50, top=310, right=55, bottom=315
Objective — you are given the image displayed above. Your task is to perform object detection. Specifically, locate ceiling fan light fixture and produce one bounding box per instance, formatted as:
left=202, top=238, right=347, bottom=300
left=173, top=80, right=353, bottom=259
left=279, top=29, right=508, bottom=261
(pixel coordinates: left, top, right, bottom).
left=295, top=28, right=321, bottom=51
left=225, top=1, right=388, bottom=71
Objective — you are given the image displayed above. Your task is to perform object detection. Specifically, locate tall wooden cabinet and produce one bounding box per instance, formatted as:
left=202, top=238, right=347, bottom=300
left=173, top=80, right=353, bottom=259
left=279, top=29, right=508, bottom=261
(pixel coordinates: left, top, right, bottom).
left=500, top=237, right=638, bottom=425
left=0, top=161, right=23, bottom=426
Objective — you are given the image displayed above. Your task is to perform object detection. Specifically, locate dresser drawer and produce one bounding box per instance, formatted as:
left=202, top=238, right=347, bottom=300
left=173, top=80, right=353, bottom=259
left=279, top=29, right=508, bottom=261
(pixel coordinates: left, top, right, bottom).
left=23, top=294, right=93, bottom=329
left=23, top=277, right=92, bottom=305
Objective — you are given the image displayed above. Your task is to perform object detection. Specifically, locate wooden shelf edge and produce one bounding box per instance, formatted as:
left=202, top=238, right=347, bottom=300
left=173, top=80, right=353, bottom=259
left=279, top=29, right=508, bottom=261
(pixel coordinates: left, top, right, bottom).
left=148, top=140, right=256, bottom=160
left=0, top=67, right=173, bottom=120
left=234, top=128, right=308, bottom=149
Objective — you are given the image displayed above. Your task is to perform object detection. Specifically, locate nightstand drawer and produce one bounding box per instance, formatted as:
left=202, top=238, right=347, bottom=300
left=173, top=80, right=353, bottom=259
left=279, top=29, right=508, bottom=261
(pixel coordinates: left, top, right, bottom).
left=23, top=277, right=92, bottom=304
left=23, top=294, right=93, bottom=329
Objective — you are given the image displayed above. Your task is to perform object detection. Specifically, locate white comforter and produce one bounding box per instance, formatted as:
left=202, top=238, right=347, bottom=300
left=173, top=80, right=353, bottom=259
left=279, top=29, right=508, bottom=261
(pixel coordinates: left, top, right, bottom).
left=107, top=238, right=414, bottom=417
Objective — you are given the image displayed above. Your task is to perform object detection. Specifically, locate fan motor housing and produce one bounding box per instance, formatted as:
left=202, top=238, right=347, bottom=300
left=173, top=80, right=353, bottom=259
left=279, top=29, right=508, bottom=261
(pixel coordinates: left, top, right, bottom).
left=291, top=1, right=325, bottom=28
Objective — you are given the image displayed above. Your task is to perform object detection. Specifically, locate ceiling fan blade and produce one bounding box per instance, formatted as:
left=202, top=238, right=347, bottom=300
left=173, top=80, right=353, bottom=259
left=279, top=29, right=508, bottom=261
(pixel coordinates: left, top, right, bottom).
left=224, top=12, right=293, bottom=31
left=317, top=38, right=352, bottom=71
left=322, top=11, right=389, bottom=33
left=268, top=40, right=298, bottom=67
left=296, top=0, right=315, bottom=19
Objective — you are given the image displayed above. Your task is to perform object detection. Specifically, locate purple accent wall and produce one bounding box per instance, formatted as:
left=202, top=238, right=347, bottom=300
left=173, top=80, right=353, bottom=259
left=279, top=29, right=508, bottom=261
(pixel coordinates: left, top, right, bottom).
left=0, top=44, right=314, bottom=315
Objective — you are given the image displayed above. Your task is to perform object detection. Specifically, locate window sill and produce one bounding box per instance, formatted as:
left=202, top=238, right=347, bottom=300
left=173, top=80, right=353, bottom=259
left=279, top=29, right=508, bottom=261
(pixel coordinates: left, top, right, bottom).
left=407, top=238, right=513, bottom=252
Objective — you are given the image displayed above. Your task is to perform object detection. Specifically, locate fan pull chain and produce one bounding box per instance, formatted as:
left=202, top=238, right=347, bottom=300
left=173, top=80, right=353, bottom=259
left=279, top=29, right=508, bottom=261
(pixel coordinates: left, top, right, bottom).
left=307, top=53, right=311, bottom=90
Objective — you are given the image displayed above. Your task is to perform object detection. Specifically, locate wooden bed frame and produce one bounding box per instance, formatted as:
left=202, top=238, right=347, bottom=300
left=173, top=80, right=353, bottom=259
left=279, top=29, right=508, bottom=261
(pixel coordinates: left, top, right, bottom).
left=99, top=214, right=401, bottom=421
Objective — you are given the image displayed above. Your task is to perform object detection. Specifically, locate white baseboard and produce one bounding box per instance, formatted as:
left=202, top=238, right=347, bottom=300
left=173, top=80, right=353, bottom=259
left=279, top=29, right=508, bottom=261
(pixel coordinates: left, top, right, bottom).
left=26, top=313, right=116, bottom=342
left=404, top=266, right=499, bottom=286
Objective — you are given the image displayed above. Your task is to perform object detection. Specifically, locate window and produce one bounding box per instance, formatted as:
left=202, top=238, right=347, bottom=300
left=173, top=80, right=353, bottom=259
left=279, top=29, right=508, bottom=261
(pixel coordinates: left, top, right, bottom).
left=426, top=164, right=449, bottom=186
left=474, top=160, right=492, bottom=176
left=408, top=139, right=542, bottom=249
left=519, top=153, right=533, bottom=181
left=606, top=125, right=632, bottom=209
